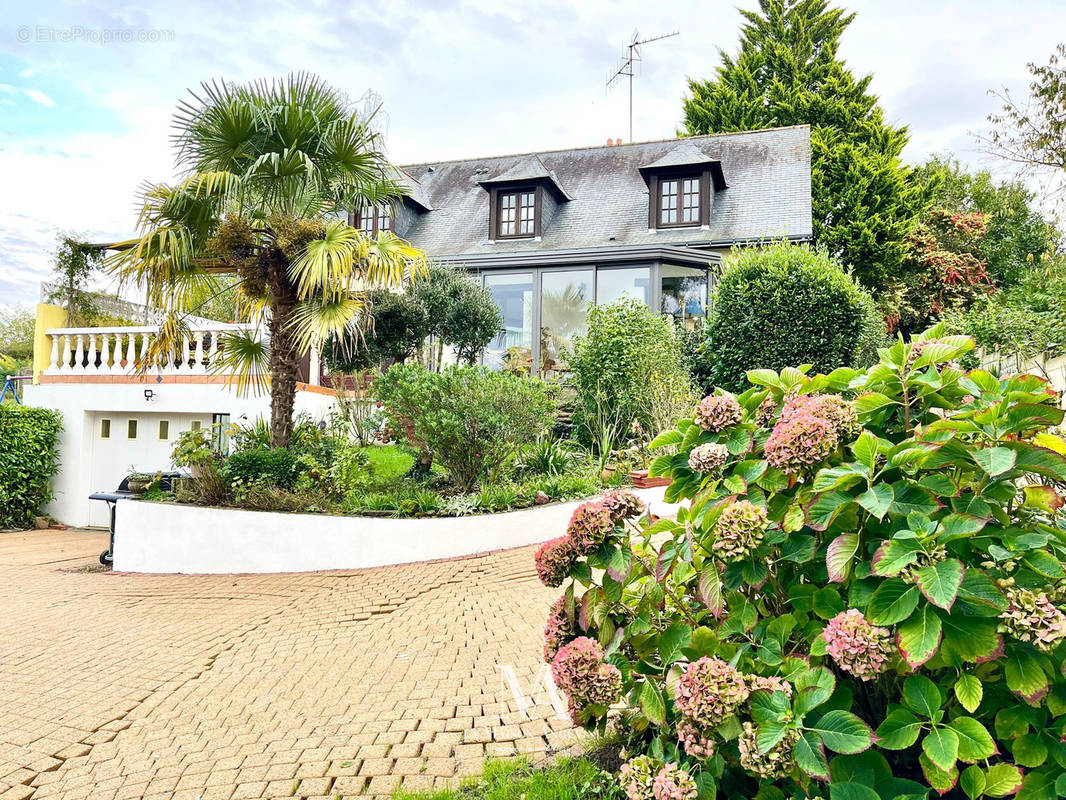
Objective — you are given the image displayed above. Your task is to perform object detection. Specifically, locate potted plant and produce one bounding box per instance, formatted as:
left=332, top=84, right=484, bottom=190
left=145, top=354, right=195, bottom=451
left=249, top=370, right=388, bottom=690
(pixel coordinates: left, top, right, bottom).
left=126, top=468, right=153, bottom=496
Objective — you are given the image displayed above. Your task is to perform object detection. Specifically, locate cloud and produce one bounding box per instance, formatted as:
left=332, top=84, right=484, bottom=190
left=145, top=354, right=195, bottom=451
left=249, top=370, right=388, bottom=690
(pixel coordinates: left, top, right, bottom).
left=21, top=88, right=55, bottom=106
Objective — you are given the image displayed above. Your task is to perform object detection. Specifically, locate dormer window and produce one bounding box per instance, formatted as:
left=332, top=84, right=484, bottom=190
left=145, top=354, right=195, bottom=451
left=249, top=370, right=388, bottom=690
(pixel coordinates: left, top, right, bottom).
left=355, top=204, right=394, bottom=236
left=658, top=174, right=702, bottom=227
left=497, top=190, right=537, bottom=239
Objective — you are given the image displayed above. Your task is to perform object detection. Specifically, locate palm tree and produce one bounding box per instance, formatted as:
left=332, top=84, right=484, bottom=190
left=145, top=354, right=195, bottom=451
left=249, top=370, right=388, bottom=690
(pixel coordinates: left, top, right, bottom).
left=107, top=73, right=426, bottom=447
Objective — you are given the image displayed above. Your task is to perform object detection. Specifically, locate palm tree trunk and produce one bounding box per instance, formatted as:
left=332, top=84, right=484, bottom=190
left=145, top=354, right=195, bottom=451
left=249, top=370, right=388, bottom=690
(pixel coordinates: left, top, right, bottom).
left=268, top=258, right=300, bottom=449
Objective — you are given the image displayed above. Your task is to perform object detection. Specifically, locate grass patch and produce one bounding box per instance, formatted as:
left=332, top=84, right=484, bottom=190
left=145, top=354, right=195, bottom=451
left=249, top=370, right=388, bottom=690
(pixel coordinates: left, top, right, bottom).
left=393, top=756, right=621, bottom=799
left=360, top=444, right=416, bottom=484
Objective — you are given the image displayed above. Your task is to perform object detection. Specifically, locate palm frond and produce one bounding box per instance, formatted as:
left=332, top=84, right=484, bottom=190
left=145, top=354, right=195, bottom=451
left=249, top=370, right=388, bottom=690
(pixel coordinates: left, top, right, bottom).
left=287, top=294, right=368, bottom=356
left=211, top=329, right=270, bottom=397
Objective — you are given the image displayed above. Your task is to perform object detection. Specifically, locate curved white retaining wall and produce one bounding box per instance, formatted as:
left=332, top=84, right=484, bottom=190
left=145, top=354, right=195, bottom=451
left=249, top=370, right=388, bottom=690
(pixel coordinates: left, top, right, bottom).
left=113, top=486, right=673, bottom=574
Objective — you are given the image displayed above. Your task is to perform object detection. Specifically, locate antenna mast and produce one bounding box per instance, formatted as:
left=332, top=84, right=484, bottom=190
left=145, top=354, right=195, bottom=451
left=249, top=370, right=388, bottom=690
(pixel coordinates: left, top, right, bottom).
left=606, top=29, right=680, bottom=142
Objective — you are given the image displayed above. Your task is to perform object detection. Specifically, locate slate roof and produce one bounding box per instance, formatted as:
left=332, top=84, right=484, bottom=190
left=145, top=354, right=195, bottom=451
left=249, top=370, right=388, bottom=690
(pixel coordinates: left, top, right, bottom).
left=398, top=125, right=812, bottom=262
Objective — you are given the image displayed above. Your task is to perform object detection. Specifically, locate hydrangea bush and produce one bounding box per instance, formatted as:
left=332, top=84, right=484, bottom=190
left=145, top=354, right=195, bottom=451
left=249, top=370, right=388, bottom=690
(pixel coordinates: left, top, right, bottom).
left=535, top=325, right=1066, bottom=800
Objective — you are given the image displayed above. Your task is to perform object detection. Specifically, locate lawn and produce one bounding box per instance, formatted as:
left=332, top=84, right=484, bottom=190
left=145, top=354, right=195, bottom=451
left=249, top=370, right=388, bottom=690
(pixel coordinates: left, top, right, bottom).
left=394, top=757, right=621, bottom=800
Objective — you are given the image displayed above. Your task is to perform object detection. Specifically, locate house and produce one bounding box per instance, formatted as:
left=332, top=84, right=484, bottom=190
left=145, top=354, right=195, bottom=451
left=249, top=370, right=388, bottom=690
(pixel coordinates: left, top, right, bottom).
left=377, top=124, right=812, bottom=372
left=24, top=124, right=811, bottom=527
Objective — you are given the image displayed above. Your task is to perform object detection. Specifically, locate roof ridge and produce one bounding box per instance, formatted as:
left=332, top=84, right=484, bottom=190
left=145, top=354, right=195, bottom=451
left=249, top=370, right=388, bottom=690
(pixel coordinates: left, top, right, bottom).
left=398, top=124, right=811, bottom=170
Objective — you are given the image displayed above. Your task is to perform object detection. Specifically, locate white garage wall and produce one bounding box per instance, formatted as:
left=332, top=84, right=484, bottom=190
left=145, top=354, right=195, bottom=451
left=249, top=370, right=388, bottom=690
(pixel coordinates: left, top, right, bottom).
left=22, top=381, right=338, bottom=527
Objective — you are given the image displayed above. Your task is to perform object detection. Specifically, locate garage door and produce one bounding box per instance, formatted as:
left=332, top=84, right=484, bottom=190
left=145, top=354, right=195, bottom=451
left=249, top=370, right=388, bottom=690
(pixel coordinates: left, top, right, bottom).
left=86, top=412, right=212, bottom=527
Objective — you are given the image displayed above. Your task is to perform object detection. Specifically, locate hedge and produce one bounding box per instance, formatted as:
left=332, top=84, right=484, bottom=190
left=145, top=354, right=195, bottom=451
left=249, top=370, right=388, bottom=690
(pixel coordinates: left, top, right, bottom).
left=0, top=405, right=62, bottom=529
left=702, top=242, right=883, bottom=391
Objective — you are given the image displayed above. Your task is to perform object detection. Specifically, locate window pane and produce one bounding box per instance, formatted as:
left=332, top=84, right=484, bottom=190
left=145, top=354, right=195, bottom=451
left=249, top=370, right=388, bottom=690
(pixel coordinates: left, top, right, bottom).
left=682, top=178, right=700, bottom=223
left=597, top=267, right=651, bottom=306
left=158, top=420, right=170, bottom=440
left=377, top=205, right=391, bottom=232
left=358, top=207, right=375, bottom=235
left=100, top=418, right=110, bottom=439
left=519, top=192, right=535, bottom=234
left=127, top=419, right=138, bottom=439
left=482, top=273, right=534, bottom=371
left=661, top=265, right=708, bottom=324
left=541, top=270, right=593, bottom=373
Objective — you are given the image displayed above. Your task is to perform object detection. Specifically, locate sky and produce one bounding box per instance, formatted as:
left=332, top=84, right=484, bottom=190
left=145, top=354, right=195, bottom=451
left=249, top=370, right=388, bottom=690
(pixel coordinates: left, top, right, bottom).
left=1, top=0, right=1064, bottom=309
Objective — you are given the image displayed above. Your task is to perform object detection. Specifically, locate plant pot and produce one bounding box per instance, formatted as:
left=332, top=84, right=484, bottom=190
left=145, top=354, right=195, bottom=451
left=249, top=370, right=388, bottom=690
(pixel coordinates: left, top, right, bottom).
left=600, top=466, right=617, bottom=482
left=127, top=479, right=150, bottom=496
left=629, top=469, right=671, bottom=489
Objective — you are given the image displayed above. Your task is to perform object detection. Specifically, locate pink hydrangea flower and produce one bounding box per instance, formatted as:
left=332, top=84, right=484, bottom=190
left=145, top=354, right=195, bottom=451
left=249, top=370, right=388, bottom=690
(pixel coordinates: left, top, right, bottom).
left=602, top=488, right=646, bottom=523
left=543, top=595, right=575, bottom=663
left=688, top=442, right=729, bottom=474
left=693, top=393, right=743, bottom=432
left=755, top=397, right=778, bottom=427
left=821, top=609, right=893, bottom=680
left=534, top=536, right=576, bottom=587
left=567, top=500, right=615, bottom=555
left=1000, top=587, right=1066, bottom=652
left=618, top=755, right=661, bottom=800
left=764, top=411, right=838, bottom=473
left=676, top=718, right=715, bottom=759
left=748, top=675, right=794, bottom=698
left=674, top=656, right=749, bottom=726
left=712, top=500, right=768, bottom=562
left=550, top=637, right=622, bottom=723
left=652, top=764, right=698, bottom=800
left=780, top=393, right=859, bottom=439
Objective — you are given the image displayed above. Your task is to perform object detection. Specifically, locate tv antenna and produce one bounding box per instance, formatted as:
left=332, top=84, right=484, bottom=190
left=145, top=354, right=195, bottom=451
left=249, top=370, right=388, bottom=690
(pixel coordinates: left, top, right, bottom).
left=606, top=29, right=680, bottom=143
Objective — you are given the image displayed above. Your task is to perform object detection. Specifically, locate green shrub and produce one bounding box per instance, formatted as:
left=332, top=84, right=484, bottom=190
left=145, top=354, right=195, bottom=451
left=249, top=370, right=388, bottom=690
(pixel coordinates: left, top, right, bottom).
left=537, top=324, right=1066, bottom=800
left=412, top=265, right=503, bottom=367
left=569, top=298, right=693, bottom=449
left=704, top=241, right=881, bottom=391
left=222, top=448, right=297, bottom=490
left=0, top=405, right=62, bottom=528
left=516, top=437, right=583, bottom=477
left=375, top=364, right=556, bottom=492
left=323, top=288, right=430, bottom=372
left=477, top=484, right=519, bottom=512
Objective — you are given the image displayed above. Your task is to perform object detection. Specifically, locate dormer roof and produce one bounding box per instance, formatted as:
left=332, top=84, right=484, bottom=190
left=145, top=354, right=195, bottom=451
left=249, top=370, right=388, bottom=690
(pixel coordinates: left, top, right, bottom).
left=638, top=143, right=728, bottom=191
left=477, top=155, right=573, bottom=202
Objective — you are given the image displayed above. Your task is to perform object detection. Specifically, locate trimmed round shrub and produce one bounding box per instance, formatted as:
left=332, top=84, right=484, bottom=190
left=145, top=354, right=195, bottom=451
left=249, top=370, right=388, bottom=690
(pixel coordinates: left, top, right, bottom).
left=704, top=242, right=882, bottom=391
left=538, top=324, right=1066, bottom=800
left=0, top=405, right=62, bottom=528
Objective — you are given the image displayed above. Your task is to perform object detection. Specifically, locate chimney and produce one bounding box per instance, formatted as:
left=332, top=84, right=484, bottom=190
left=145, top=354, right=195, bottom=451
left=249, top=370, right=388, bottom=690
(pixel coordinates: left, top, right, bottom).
left=616, top=137, right=622, bottom=145
left=606, top=138, right=614, bottom=146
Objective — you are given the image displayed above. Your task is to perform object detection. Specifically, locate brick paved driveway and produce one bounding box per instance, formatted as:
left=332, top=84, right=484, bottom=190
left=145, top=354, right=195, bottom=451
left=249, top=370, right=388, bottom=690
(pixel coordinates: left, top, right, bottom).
left=0, top=530, right=577, bottom=800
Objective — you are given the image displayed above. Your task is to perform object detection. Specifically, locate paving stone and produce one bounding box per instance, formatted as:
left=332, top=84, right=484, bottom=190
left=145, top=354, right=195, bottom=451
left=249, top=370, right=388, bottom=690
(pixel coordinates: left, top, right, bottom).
left=0, top=530, right=573, bottom=799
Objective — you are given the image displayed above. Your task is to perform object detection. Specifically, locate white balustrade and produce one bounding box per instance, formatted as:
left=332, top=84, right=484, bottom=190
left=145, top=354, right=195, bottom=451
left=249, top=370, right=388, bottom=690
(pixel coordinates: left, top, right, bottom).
left=43, top=324, right=255, bottom=377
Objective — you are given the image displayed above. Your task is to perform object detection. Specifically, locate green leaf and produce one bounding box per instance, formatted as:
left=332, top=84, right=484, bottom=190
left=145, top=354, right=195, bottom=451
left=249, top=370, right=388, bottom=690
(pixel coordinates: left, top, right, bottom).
left=867, top=579, right=920, bottom=625
left=698, top=564, right=724, bottom=618
left=756, top=720, right=789, bottom=752
left=1005, top=657, right=1049, bottom=704
left=920, top=752, right=959, bottom=794
left=891, top=482, right=941, bottom=516
left=806, top=490, right=854, bottom=531
left=914, top=558, right=965, bottom=610
left=829, top=783, right=880, bottom=800
left=795, top=729, right=829, bottom=779
left=872, top=538, right=923, bottom=576
left=814, top=465, right=866, bottom=492
left=984, top=764, right=1024, bottom=797
left=606, top=547, right=632, bottom=582
left=856, top=484, right=894, bottom=520
left=851, top=431, right=879, bottom=472
left=950, top=718, right=996, bottom=762
left=898, top=604, right=943, bottom=668
left=903, top=675, right=943, bottom=719
left=954, top=675, right=983, bottom=713
left=826, top=533, right=859, bottom=582
left=974, top=446, right=1018, bottom=477
left=639, top=680, right=665, bottom=725
left=940, top=513, right=988, bottom=540
left=1011, top=733, right=1048, bottom=768
left=961, top=765, right=987, bottom=800
left=794, top=667, right=836, bottom=715
left=658, top=623, right=692, bottom=665
left=807, top=710, right=873, bottom=754
left=875, top=709, right=924, bottom=750
left=783, top=503, right=805, bottom=533
left=649, top=429, right=683, bottom=449
left=854, top=392, right=896, bottom=414
left=923, top=727, right=960, bottom=771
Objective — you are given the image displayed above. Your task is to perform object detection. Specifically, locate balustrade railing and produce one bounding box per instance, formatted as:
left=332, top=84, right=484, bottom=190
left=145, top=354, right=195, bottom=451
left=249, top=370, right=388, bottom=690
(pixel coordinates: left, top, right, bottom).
left=43, top=324, right=255, bottom=376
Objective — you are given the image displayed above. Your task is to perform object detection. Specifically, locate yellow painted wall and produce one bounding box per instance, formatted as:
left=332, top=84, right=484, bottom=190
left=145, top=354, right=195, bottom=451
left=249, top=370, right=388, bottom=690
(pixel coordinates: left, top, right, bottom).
left=32, top=303, right=68, bottom=383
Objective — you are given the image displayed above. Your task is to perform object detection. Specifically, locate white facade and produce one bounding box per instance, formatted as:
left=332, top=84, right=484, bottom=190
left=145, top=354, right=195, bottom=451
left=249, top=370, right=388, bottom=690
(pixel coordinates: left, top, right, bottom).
left=23, top=318, right=339, bottom=528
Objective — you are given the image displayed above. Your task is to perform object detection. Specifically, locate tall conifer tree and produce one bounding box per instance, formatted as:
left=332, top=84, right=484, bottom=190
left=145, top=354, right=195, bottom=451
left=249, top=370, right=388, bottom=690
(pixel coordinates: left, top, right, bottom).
left=683, top=0, right=930, bottom=288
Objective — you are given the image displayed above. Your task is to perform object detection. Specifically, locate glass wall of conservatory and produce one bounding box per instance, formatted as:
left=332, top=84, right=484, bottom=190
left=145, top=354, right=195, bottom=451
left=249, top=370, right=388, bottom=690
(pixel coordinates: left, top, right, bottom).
left=477, top=263, right=710, bottom=376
